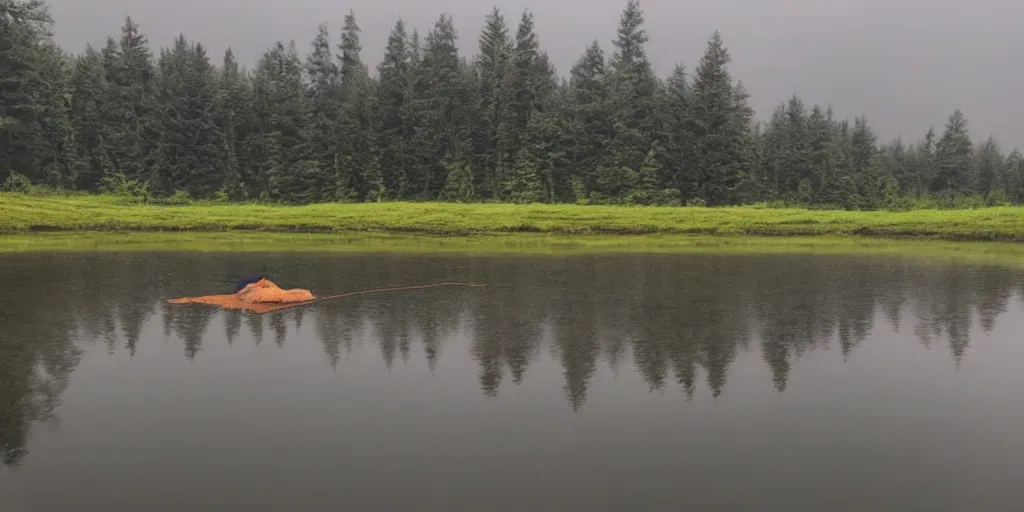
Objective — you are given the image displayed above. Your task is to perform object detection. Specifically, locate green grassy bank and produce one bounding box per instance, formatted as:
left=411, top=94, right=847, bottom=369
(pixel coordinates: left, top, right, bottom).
left=3, top=193, right=1024, bottom=241
left=4, top=232, right=1024, bottom=269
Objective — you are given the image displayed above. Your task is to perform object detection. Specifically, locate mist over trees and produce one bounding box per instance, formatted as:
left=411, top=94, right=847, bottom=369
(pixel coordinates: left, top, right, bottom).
left=3, top=0, right=1022, bottom=208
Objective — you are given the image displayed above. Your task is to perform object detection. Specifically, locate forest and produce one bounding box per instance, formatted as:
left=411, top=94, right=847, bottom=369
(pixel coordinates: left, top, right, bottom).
left=2, top=0, right=1022, bottom=209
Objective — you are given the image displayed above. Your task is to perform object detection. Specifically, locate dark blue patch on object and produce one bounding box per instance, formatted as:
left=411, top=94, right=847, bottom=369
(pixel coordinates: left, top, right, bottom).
left=234, top=275, right=267, bottom=293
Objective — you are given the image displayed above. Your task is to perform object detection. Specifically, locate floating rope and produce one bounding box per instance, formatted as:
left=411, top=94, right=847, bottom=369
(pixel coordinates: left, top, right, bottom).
left=260, top=282, right=489, bottom=314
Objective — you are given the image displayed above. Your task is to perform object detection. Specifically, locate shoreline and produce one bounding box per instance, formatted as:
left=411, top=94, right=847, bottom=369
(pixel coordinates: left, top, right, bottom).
left=4, top=194, right=1024, bottom=242
left=4, top=194, right=1024, bottom=266
left=3, top=231, right=1024, bottom=268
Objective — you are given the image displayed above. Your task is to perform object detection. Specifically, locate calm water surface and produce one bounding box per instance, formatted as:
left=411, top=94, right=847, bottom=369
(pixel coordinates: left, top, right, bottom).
left=2, top=252, right=1024, bottom=511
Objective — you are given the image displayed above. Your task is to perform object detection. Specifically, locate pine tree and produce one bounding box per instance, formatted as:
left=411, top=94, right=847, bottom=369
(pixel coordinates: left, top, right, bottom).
left=657, top=64, right=690, bottom=195
left=973, top=136, right=1005, bottom=202
left=215, top=48, right=256, bottom=200
left=0, top=0, right=51, bottom=185
left=302, top=23, right=340, bottom=202
left=473, top=8, right=510, bottom=197
left=908, top=127, right=936, bottom=196
left=805, top=106, right=855, bottom=206
left=729, top=81, right=758, bottom=201
left=101, top=16, right=158, bottom=186
left=601, top=0, right=657, bottom=200
left=849, top=116, right=879, bottom=206
left=781, top=96, right=812, bottom=200
left=442, top=160, right=475, bottom=202
left=30, top=40, right=79, bottom=188
left=373, top=19, right=413, bottom=199
left=68, top=45, right=110, bottom=189
left=0, top=0, right=50, bottom=23
left=152, top=36, right=221, bottom=197
left=804, top=104, right=830, bottom=201
left=7, top=3, right=1022, bottom=210
left=1004, top=150, right=1024, bottom=203
left=625, top=143, right=671, bottom=205
left=566, top=41, right=611, bottom=200
left=516, top=110, right=567, bottom=202
left=497, top=10, right=551, bottom=197
left=407, top=14, right=468, bottom=198
left=687, top=31, right=747, bottom=205
left=252, top=40, right=305, bottom=202
left=337, top=11, right=377, bottom=200
left=504, top=145, right=543, bottom=203
left=933, top=109, right=973, bottom=196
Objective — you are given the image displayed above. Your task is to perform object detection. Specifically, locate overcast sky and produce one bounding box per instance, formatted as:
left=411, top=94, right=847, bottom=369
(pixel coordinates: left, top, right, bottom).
left=44, top=0, right=1023, bottom=149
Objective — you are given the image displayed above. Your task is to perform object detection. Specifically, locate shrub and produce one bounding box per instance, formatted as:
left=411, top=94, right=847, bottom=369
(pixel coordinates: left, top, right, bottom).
left=1, top=172, right=33, bottom=193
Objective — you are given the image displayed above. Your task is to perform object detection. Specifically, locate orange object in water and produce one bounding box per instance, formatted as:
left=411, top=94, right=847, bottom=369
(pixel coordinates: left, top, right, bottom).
left=168, top=277, right=316, bottom=314
left=168, top=277, right=486, bottom=314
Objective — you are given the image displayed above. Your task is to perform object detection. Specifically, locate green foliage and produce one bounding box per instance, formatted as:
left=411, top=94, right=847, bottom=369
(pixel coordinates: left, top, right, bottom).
left=569, top=175, right=589, bottom=204
left=373, top=19, right=413, bottom=199
left=504, top=147, right=544, bottom=203
left=0, top=2, right=1019, bottom=211
left=157, top=189, right=192, bottom=205
left=1, top=172, right=33, bottom=192
left=687, top=31, right=750, bottom=205
left=443, top=161, right=475, bottom=202
left=98, top=171, right=149, bottom=201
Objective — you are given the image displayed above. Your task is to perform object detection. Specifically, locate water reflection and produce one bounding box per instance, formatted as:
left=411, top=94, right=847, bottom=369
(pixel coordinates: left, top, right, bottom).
left=1, top=252, right=1023, bottom=467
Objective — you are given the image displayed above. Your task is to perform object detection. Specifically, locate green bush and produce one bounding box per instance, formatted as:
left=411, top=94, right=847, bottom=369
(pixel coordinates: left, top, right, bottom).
left=1, top=172, right=33, bottom=193
left=99, top=173, right=150, bottom=202
left=157, top=189, right=193, bottom=205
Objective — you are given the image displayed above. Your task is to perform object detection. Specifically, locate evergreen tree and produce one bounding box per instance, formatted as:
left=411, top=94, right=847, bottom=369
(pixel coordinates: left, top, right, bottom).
left=251, top=40, right=305, bottom=202
left=68, top=45, right=110, bottom=189
left=604, top=0, right=657, bottom=199
left=565, top=41, right=611, bottom=200
left=337, top=11, right=376, bottom=200
left=973, top=136, right=1005, bottom=202
left=849, top=116, right=880, bottom=206
left=0, top=0, right=49, bottom=23
left=781, top=96, right=812, bottom=200
left=687, top=31, right=747, bottom=205
left=29, top=40, right=79, bottom=188
left=933, top=109, right=973, bottom=196
left=101, top=16, right=158, bottom=185
left=805, top=104, right=831, bottom=201
left=152, top=36, right=221, bottom=197
left=5, top=4, right=1022, bottom=209
left=504, top=145, right=544, bottom=203
left=1004, top=150, right=1024, bottom=203
left=407, top=14, right=468, bottom=198
left=908, top=127, right=937, bottom=196
left=303, top=23, right=340, bottom=202
left=443, top=160, right=475, bottom=202
left=497, top=10, right=552, bottom=197
left=473, top=8, right=511, bottom=197
left=656, top=64, right=689, bottom=196
left=0, top=0, right=51, bottom=185
left=215, top=48, right=256, bottom=200
left=728, top=81, right=758, bottom=201
left=515, top=110, right=567, bottom=202
left=374, top=19, right=413, bottom=198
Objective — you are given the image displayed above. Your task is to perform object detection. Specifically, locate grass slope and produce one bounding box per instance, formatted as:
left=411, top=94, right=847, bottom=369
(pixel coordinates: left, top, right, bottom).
left=3, top=193, right=1024, bottom=242
left=5, top=232, right=1024, bottom=269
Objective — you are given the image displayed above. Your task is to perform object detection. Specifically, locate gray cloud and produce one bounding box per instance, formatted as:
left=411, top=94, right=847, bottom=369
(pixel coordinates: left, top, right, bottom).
left=45, top=0, right=1024, bottom=148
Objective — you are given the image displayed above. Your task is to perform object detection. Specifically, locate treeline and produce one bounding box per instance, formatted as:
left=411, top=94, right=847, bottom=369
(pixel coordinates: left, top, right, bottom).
left=2, top=0, right=1022, bottom=208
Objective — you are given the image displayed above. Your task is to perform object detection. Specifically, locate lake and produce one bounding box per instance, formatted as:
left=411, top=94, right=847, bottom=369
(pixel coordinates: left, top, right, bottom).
left=2, top=251, right=1024, bottom=511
